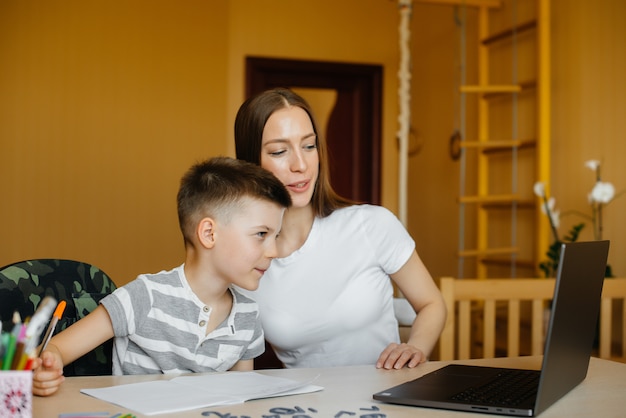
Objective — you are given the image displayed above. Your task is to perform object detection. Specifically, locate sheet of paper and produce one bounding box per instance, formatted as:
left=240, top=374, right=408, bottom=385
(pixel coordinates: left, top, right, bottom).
left=80, top=372, right=323, bottom=416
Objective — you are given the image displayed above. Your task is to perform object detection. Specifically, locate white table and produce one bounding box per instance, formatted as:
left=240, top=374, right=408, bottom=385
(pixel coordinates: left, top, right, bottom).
left=34, top=356, right=626, bottom=417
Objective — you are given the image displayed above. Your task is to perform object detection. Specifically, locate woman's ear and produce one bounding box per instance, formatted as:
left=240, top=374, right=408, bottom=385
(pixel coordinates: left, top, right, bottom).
left=197, top=217, right=217, bottom=249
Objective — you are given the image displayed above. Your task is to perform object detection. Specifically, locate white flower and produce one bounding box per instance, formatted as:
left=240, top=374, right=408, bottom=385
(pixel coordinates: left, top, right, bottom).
left=590, top=181, right=615, bottom=204
left=550, top=209, right=560, bottom=229
left=540, top=197, right=560, bottom=228
left=585, top=160, right=600, bottom=171
left=540, top=196, right=552, bottom=214
left=533, top=181, right=545, bottom=197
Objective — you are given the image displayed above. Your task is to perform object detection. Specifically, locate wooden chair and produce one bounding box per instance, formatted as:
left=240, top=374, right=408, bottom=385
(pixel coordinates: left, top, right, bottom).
left=438, top=277, right=626, bottom=362
left=599, top=278, right=626, bottom=361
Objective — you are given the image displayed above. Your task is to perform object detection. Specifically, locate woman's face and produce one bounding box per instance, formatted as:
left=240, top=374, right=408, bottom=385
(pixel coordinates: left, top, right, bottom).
left=260, top=106, right=319, bottom=209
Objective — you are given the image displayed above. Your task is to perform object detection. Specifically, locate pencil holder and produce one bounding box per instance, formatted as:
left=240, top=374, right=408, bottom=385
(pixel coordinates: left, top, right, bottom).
left=0, top=371, right=32, bottom=418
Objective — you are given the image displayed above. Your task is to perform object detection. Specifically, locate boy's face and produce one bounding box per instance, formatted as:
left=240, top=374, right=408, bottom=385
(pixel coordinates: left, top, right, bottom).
left=212, top=197, right=285, bottom=291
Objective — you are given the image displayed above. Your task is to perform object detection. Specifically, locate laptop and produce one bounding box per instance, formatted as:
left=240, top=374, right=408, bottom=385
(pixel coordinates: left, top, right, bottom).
left=373, top=240, right=610, bottom=417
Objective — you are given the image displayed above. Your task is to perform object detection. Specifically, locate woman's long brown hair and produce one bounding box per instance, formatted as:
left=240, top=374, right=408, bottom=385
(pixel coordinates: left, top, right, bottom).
left=234, top=88, right=355, bottom=217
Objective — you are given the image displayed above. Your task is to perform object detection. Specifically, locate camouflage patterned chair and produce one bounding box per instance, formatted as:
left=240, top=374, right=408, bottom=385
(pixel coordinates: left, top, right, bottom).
left=0, top=259, right=117, bottom=376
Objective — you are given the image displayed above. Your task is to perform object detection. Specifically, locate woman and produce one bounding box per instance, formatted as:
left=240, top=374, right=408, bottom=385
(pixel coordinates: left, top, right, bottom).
left=234, top=88, right=446, bottom=370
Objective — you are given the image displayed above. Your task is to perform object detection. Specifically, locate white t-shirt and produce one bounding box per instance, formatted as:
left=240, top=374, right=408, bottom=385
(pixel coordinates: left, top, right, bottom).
left=252, top=204, right=415, bottom=368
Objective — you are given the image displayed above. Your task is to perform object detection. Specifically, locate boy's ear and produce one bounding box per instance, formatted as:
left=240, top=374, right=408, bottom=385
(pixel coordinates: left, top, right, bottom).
left=197, top=217, right=217, bottom=249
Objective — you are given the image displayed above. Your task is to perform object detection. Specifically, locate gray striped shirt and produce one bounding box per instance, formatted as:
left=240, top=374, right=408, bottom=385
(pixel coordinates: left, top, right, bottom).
left=101, top=265, right=264, bottom=375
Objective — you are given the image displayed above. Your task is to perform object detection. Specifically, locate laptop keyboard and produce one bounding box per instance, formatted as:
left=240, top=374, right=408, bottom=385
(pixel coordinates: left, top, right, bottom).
left=450, top=369, right=540, bottom=407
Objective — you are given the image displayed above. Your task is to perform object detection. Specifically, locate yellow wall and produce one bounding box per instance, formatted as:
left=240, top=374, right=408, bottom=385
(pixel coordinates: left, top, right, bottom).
left=0, top=0, right=403, bottom=285
left=0, top=0, right=230, bottom=283
left=407, top=2, right=477, bottom=279
left=1, top=0, right=624, bottom=286
left=551, top=0, right=626, bottom=276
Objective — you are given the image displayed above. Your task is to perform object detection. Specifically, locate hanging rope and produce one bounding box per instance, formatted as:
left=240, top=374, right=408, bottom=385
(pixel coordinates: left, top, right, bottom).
left=456, top=4, right=468, bottom=279
left=397, top=0, right=412, bottom=226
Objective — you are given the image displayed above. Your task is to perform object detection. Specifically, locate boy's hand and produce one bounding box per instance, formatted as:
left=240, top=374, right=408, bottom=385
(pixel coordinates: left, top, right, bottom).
left=32, top=350, right=65, bottom=397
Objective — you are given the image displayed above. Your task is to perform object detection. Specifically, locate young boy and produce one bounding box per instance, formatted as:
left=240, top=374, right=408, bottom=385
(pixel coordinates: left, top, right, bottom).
left=32, top=156, right=291, bottom=396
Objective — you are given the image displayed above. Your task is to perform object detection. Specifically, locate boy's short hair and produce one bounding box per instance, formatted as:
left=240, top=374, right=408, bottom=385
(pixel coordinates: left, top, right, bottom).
left=177, top=156, right=291, bottom=245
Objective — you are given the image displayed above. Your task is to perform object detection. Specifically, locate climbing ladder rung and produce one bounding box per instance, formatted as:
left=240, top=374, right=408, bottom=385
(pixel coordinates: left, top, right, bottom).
left=414, top=0, right=501, bottom=9
left=483, top=200, right=535, bottom=209
left=461, top=138, right=536, bottom=149
left=455, top=0, right=550, bottom=279
left=482, top=258, right=537, bottom=269
left=459, top=247, right=519, bottom=258
left=460, top=85, right=521, bottom=93
left=482, top=19, right=537, bottom=45
left=459, top=194, right=521, bottom=204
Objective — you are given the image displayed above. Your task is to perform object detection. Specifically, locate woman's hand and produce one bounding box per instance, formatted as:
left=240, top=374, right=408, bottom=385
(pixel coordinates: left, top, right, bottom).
left=376, top=342, right=427, bottom=369
left=31, top=350, right=65, bottom=397
left=386, top=252, right=448, bottom=369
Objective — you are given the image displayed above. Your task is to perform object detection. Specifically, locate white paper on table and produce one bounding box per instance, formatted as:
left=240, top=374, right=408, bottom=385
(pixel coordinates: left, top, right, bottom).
left=80, top=372, right=323, bottom=416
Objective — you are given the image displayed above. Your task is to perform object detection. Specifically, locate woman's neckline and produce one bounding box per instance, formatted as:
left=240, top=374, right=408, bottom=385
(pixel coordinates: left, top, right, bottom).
left=276, top=205, right=316, bottom=258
